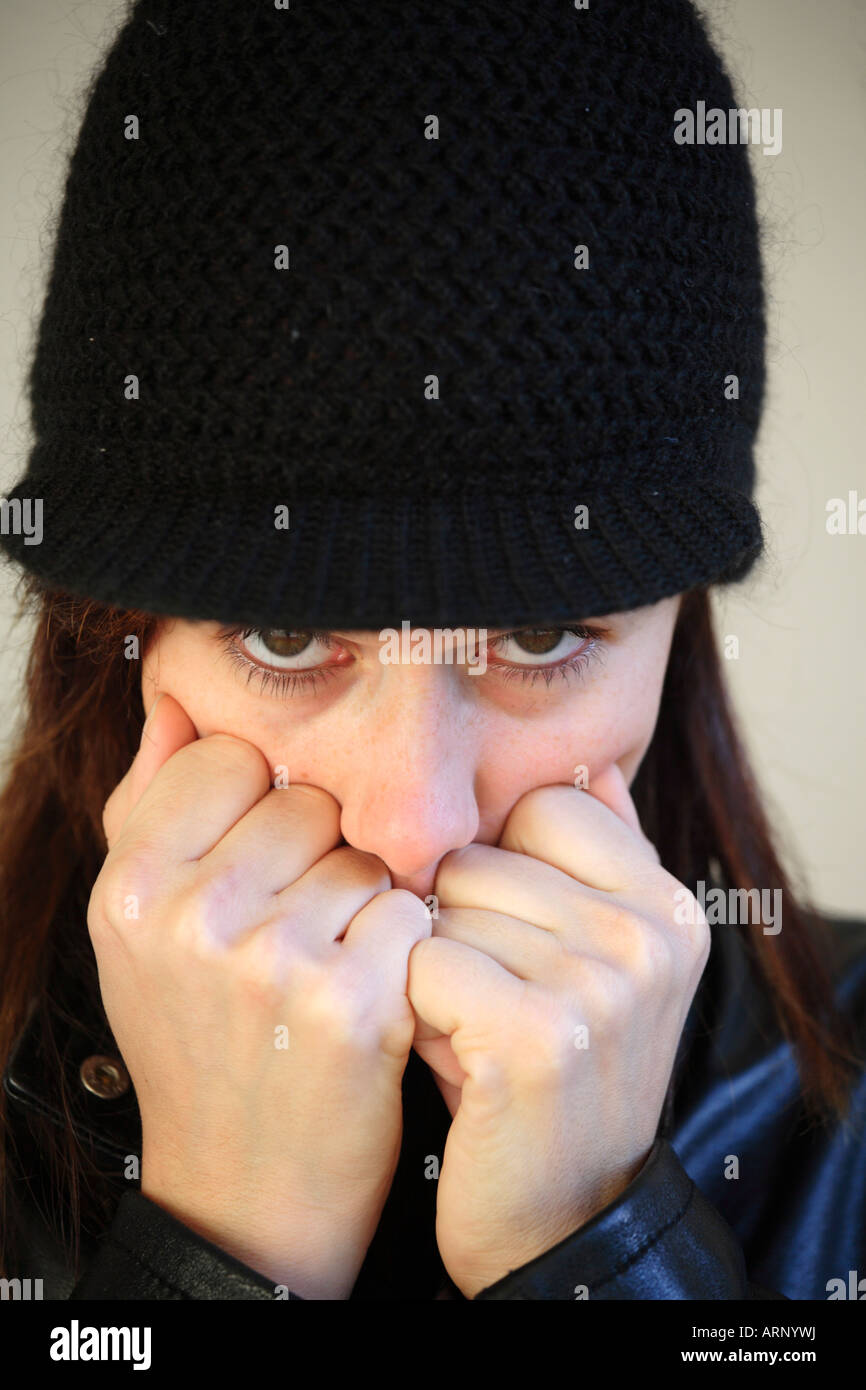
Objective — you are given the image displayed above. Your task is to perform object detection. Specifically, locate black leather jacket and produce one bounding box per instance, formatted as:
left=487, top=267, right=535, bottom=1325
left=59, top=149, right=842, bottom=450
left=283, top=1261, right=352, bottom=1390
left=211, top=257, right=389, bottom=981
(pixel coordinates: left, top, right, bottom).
left=3, top=910, right=865, bottom=1300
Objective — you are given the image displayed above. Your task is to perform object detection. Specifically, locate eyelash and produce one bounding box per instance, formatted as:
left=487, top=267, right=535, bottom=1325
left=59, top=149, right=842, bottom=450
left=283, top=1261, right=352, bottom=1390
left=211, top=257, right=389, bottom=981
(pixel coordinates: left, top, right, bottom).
left=215, top=625, right=607, bottom=698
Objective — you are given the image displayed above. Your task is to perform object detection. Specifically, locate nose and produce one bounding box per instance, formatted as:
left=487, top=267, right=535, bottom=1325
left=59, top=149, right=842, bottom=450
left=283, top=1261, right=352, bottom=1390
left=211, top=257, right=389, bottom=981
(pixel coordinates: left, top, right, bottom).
left=337, top=668, right=480, bottom=899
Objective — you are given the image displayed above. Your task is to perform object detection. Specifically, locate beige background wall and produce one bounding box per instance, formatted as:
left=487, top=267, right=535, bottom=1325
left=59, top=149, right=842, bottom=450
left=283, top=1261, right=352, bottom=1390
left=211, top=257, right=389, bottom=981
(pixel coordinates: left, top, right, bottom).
left=1, top=1, right=864, bottom=917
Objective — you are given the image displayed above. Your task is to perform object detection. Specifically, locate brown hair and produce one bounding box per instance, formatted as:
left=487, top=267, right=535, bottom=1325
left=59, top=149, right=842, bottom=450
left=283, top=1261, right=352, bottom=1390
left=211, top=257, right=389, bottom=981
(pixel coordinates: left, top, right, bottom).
left=0, top=575, right=861, bottom=1279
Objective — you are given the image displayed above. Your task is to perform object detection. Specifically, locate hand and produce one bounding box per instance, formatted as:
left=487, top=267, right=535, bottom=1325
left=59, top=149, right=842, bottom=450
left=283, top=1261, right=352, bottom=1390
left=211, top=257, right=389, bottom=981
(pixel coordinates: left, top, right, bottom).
left=89, top=692, right=431, bottom=1298
left=408, top=764, right=710, bottom=1299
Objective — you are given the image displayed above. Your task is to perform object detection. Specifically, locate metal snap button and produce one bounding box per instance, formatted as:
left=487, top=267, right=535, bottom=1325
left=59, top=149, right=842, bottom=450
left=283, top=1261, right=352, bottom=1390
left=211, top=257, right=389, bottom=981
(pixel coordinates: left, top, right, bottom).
left=79, top=1054, right=130, bottom=1099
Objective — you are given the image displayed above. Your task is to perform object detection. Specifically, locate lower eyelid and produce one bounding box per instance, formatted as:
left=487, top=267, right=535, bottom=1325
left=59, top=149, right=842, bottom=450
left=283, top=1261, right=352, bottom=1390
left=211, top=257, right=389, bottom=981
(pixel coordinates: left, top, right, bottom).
left=229, top=647, right=337, bottom=694
left=495, top=639, right=603, bottom=685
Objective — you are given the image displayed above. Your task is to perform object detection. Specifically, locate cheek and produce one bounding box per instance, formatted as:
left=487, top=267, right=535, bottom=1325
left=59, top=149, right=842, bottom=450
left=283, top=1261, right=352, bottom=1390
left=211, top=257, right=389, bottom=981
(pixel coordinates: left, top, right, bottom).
left=141, top=638, right=261, bottom=743
left=141, top=634, right=348, bottom=796
left=491, top=669, right=662, bottom=795
left=584, top=650, right=669, bottom=785
left=584, top=684, right=661, bottom=776
left=467, top=705, right=641, bottom=823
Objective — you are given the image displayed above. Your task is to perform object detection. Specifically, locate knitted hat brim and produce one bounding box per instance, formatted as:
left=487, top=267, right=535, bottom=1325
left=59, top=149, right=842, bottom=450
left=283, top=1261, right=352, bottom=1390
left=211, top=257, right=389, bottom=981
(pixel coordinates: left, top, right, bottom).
left=0, top=468, right=762, bottom=629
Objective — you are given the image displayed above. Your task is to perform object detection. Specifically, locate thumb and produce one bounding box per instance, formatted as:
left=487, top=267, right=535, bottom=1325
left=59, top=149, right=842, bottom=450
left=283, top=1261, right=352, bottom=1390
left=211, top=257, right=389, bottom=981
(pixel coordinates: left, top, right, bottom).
left=102, top=692, right=199, bottom=848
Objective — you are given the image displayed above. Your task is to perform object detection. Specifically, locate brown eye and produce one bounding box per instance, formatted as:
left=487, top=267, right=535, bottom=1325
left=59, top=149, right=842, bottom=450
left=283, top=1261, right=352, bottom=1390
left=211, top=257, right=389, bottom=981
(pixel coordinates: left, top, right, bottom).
left=256, top=629, right=315, bottom=659
left=237, top=628, right=338, bottom=670
left=511, top=629, right=566, bottom=656
left=490, top=627, right=594, bottom=670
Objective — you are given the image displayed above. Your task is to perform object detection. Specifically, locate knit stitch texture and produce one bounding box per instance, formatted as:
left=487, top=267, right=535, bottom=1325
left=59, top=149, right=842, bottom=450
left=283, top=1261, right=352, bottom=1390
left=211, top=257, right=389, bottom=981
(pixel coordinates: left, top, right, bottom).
left=0, top=0, right=766, bottom=627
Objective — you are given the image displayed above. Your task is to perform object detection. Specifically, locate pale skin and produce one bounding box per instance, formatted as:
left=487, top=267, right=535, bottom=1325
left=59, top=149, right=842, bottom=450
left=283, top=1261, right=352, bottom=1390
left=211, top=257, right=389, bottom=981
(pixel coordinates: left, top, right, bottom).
left=89, top=594, right=710, bottom=1298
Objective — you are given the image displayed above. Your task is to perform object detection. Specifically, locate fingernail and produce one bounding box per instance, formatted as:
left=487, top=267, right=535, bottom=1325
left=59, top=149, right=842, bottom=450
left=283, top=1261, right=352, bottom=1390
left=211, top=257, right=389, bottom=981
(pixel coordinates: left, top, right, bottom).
left=141, top=692, right=164, bottom=738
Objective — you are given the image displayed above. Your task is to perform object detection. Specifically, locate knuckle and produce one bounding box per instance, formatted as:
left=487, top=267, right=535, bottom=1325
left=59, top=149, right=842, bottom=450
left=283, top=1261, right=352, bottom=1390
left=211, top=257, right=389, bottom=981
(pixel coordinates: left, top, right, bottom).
left=89, top=851, right=147, bottom=936
left=301, top=971, right=367, bottom=1048
left=503, top=994, right=574, bottom=1086
left=471, top=1051, right=509, bottom=1094
left=101, top=789, right=119, bottom=840
left=623, top=914, right=672, bottom=986
left=170, top=891, right=206, bottom=957
left=101, top=774, right=136, bottom=846
left=182, top=864, right=247, bottom=947
left=526, top=1010, right=574, bottom=1078
left=580, top=957, right=630, bottom=1035
left=667, top=875, right=711, bottom=959
left=172, top=879, right=235, bottom=959
left=604, top=899, right=652, bottom=960
left=235, top=934, right=291, bottom=1011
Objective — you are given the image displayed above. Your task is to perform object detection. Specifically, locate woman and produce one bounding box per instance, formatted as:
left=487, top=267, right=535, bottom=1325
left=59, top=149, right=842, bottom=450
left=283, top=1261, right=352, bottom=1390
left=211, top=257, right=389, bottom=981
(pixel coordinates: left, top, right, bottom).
left=0, top=0, right=863, bottom=1301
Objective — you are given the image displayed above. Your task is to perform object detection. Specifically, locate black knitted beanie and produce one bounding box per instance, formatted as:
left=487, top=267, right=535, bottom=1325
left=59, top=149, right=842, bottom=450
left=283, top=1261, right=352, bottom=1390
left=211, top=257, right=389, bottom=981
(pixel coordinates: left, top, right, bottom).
left=0, top=0, right=766, bottom=629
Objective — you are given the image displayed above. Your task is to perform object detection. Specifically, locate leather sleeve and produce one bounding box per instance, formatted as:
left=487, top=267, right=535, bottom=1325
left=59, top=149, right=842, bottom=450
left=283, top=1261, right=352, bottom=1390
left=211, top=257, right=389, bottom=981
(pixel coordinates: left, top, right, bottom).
left=69, top=1190, right=304, bottom=1300
left=473, top=1137, right=788, bottom=1300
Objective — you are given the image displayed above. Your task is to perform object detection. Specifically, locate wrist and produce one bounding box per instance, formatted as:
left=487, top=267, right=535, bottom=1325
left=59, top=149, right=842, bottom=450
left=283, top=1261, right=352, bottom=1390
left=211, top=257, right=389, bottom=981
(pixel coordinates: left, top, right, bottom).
left=140, top=1169, right=370, bottom=1299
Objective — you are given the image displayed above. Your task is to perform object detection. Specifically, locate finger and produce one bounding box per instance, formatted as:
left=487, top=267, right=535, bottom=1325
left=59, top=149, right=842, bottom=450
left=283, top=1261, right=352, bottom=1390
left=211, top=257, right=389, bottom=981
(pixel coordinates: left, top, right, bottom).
left=430, top=905, right=563, bottom=981
left=496, top=781, right=657, bottom=893
left=102, top=692, right=199, bottom=847
left=200, top=832, right=385, bottom=952
left=431, top=852, right=627, bottom=955
left=109, top=727, right=274, bottom=864
left=434, top=843, right=611, bottom=929
left=338, top=889, right=433, bottom=1050
left=432, top=852, right=673, bottom=978
left=198, top=783, right=347, bottom=910
left=407, top=934, right=526, bottom=1058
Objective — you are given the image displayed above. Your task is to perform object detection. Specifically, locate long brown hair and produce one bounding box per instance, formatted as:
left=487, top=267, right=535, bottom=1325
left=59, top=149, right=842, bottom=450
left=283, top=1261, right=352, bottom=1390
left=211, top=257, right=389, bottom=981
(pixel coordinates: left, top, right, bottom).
left=0, top=575, right=861, bottom=1279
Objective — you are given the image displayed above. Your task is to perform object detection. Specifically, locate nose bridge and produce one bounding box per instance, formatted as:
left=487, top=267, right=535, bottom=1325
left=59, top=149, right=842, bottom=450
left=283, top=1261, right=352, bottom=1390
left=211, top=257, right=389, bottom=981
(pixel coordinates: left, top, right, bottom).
left=338, top=667, right=480, bottom=878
